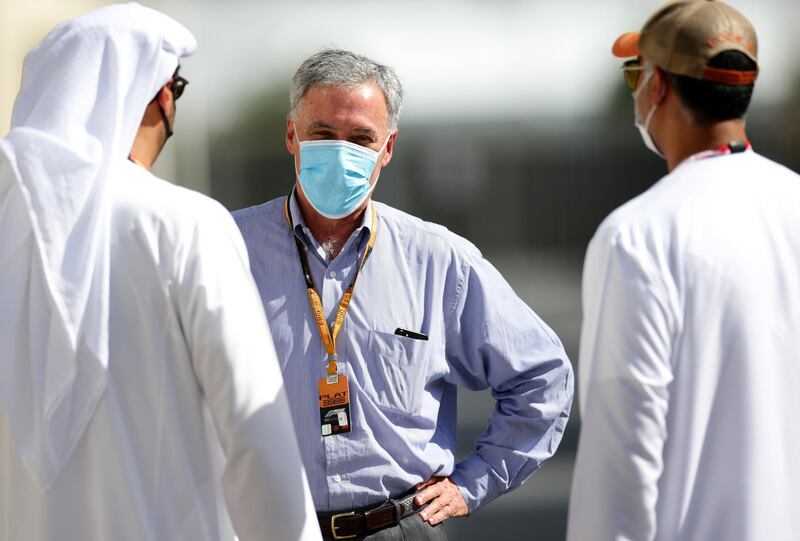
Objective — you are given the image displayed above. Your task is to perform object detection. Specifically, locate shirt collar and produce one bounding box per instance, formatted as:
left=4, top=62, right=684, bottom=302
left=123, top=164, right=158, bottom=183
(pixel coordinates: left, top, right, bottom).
left=685, top=140, right=752, bottom=164
left=287, top=188, right=308, bottom=238
left=288, top=188, right=374, bottom=257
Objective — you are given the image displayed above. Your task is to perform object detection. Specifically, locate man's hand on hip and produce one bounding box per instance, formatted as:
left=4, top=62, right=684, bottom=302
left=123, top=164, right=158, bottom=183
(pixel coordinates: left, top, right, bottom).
left=413, top=476, right=469, bottom=526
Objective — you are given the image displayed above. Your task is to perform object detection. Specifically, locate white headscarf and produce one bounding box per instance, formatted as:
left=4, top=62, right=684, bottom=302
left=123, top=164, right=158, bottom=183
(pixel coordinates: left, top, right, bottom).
left=0, top=3, right=196, bottom=489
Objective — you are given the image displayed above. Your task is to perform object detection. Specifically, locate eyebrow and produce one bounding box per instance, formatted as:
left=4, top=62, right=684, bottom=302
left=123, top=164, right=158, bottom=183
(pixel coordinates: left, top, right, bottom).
left=308, top=121, right=336, bottom=131
left=351, top=127, right=378, bottom=137
left=307, top=121, right=378, bottom=138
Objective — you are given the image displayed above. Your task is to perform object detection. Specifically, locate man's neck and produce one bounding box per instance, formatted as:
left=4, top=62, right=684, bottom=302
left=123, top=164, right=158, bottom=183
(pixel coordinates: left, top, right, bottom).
left=666, top=119, right=747, bottom=171
left=295, top=189, right=367, bottom=261
left=129, top=126, right=163, bottom=171
left=129, top=101, right=168, bottom=171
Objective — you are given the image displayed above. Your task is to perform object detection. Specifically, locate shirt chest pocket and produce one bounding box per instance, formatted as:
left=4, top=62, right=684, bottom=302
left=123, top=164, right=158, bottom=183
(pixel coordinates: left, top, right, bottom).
left=361, top=329, right=431, bottom=415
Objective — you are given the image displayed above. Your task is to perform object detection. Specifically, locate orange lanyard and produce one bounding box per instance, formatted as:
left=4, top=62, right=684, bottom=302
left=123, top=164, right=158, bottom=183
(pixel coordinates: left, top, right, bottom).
left=283, top=196, right=377, bottom=379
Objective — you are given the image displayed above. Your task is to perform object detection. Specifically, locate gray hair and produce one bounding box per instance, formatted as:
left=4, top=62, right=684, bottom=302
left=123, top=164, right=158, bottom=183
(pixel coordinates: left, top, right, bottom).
left=289, top=49, right=404, bottom=130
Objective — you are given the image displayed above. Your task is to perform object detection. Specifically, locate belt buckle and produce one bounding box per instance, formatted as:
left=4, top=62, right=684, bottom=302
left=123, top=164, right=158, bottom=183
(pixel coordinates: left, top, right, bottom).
left=331, top=511, right=357, bottom=540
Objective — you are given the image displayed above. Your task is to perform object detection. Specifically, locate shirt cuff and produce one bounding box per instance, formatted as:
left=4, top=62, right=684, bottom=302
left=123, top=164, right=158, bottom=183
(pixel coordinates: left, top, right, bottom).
left=449, top=454, right=500, bottom=514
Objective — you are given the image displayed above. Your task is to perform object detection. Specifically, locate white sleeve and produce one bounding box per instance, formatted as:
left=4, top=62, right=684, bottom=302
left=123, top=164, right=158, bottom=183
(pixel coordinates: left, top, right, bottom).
left=175, top=205, right=321, bottom=541
left=567, top=227, right=676, bottom=541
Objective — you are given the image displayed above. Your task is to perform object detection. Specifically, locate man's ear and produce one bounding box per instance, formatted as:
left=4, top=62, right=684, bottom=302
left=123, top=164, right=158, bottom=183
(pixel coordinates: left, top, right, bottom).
left=651, top=68, right=669, bottom=107
left=155, top=81, right=174, bottom=112
left=382, top=129, right=398, bottom=167
left=286, top=116, right=297, bottom=155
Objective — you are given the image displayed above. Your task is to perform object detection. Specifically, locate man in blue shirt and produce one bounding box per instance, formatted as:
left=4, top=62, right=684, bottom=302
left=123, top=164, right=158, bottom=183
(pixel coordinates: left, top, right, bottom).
left=233, top=48, right=573, bottom=540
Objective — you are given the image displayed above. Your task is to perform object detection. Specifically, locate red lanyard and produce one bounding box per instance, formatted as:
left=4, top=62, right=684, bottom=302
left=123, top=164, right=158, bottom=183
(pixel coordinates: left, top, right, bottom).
left=687, top=140, right=751, bottom=163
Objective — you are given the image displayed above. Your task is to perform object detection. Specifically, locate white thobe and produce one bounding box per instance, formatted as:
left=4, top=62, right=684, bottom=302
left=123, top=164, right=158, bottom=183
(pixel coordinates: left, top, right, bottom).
left=0, top=161, right=321, bottom=541
left=567, top=150, right=800, bottom=541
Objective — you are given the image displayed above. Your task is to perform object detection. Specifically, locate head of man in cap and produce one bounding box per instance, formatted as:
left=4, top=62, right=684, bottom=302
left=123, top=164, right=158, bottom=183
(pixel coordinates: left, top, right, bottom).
left=613, top=0, right=758, bottom=170
left=567, top=2, right=800, bottom=540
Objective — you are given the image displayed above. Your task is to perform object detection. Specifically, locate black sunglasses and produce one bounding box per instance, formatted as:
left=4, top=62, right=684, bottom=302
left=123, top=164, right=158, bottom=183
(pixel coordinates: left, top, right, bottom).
left=170, top=67, right=189, bottom=101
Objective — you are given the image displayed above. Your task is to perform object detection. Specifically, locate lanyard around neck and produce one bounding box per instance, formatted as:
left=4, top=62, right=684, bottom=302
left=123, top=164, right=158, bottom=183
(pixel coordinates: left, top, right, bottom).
left=687, top=140, right=751, bottom=163
left=283, top=196, right=377, bottom=378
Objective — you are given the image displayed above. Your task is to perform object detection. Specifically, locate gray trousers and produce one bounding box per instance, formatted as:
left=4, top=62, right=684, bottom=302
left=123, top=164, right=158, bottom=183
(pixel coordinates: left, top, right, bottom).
left=330, top=513, right=449, bottom=541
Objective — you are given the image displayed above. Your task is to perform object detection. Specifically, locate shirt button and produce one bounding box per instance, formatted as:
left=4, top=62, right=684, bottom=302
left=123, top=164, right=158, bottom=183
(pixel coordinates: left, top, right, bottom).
left=328, top=271, right=337, bottom=279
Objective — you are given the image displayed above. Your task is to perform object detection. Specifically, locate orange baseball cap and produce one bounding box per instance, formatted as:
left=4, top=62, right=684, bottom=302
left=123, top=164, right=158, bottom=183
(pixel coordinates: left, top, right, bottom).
left=612, top=0, right=758, bottom=85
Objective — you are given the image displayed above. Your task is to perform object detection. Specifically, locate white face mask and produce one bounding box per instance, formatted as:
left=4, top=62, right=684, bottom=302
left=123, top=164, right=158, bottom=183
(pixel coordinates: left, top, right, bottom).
left=632, top=67, right=664, bottom=159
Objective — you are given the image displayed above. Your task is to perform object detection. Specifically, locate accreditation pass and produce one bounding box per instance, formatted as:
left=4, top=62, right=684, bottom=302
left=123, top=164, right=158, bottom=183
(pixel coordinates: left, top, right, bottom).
left=318, top=375, right=351, bottom=436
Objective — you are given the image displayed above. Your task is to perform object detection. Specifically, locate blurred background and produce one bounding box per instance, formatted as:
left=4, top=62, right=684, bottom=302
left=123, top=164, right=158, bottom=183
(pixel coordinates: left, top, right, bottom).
left=3, top=0, right=799, bottom=538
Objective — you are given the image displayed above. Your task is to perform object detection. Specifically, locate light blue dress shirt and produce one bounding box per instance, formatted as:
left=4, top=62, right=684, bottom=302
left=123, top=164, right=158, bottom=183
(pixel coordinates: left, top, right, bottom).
left=233, top=193, right=573, bottom=513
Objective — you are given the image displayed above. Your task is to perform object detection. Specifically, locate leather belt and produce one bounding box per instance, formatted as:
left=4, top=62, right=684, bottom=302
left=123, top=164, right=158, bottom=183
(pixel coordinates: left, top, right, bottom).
left=317, top=490, right=424, bottom=540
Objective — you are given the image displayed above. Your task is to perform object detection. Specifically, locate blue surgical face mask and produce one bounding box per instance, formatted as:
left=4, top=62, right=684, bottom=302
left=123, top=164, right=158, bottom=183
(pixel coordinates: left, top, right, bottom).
left=295, top=132, right=390, bottom=219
